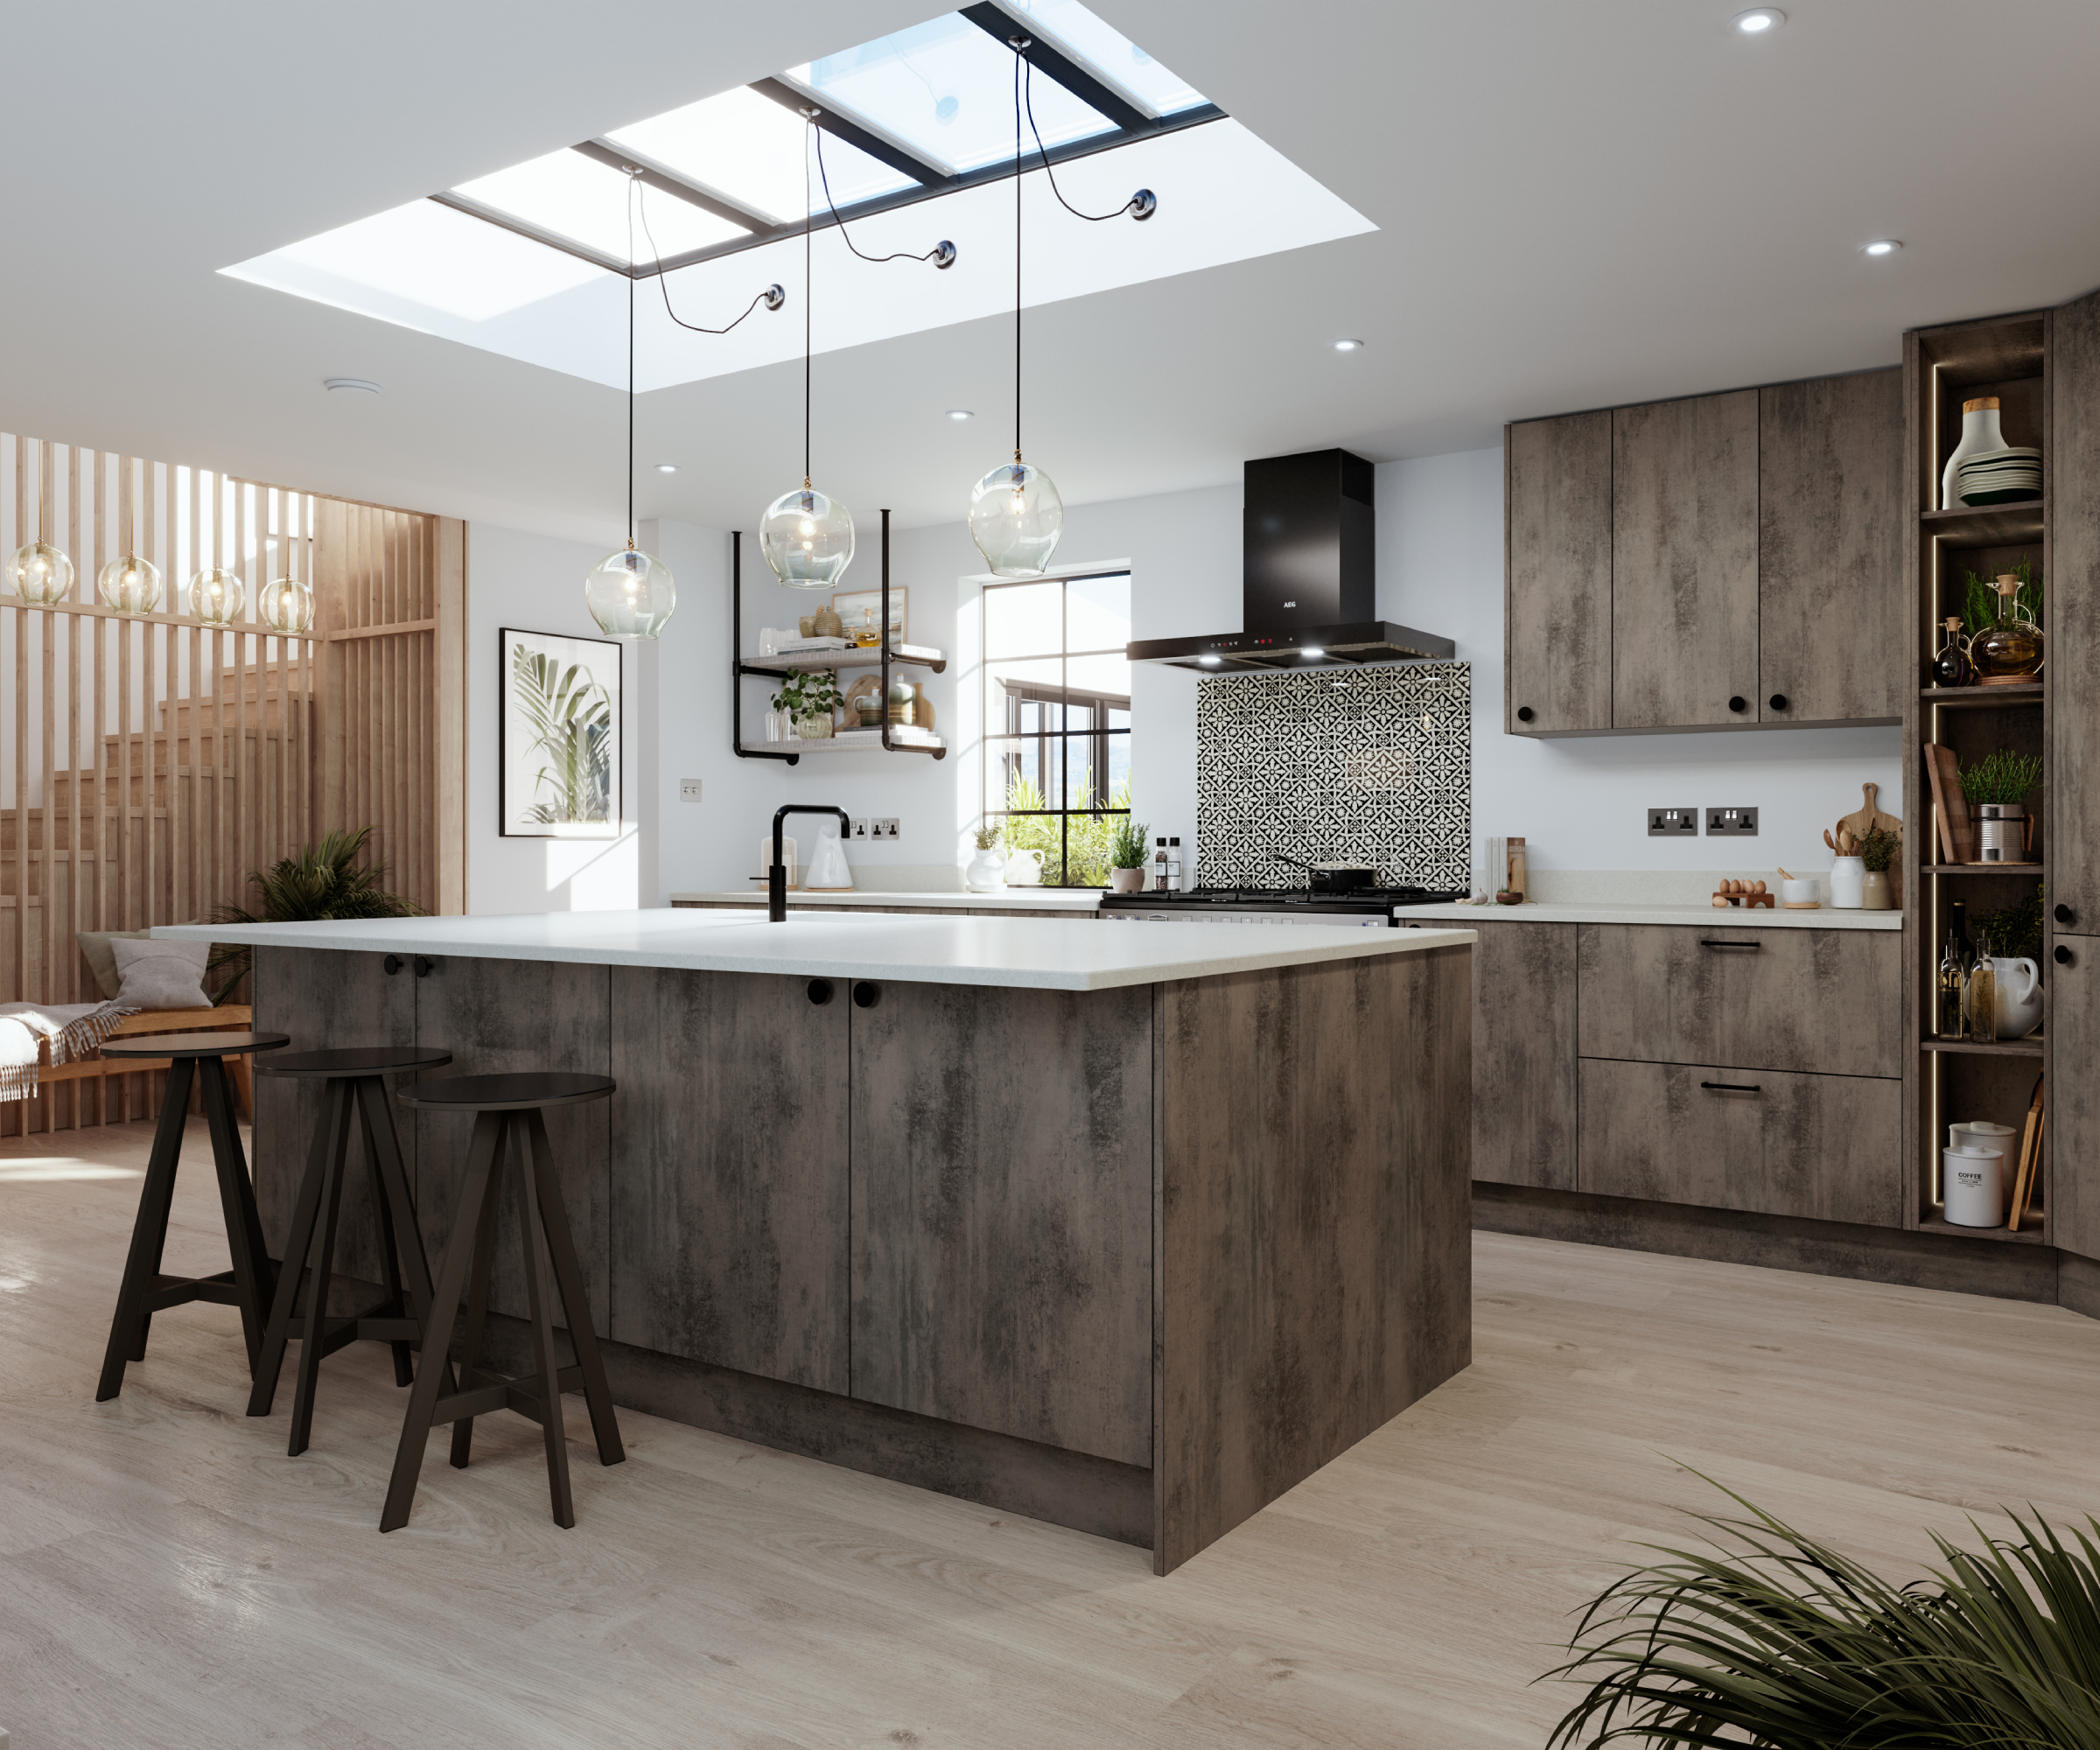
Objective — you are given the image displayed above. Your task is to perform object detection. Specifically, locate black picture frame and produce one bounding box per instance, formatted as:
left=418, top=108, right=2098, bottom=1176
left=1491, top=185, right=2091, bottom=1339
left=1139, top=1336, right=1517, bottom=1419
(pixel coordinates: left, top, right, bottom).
left=498, top=625, right=623, bottom=838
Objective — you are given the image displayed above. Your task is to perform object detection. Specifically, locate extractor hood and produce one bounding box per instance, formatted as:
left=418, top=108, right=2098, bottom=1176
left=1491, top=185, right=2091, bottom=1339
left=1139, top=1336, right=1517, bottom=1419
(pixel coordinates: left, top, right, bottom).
left=1125, top=448, right=1454, bottom=672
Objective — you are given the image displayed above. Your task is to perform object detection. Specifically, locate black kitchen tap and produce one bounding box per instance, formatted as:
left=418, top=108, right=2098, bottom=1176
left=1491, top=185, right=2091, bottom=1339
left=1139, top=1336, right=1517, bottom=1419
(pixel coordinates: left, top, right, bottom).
left=770, top=805, right=850, bottom=922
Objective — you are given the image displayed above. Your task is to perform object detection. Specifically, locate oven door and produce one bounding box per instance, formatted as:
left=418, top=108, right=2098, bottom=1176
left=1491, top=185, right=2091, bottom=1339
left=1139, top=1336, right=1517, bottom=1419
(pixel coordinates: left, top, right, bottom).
left=1102, top=907, right=1390, bottom=928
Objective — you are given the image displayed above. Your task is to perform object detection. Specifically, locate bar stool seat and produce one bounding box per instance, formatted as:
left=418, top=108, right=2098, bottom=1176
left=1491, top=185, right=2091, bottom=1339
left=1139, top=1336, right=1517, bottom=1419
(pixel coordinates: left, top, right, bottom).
left=95, top=1031, right=290, bottom=1402
left=380, top=1071, right=624, bottom=1531
left=246, top=1045, right=454, bottom=1456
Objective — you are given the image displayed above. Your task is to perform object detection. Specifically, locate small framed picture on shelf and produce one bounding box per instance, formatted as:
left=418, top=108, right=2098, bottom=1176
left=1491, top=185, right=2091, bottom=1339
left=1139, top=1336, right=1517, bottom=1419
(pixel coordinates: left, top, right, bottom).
left=830, top=586, right=906, bottom=649
left=499, top=626, right=621, bottom=838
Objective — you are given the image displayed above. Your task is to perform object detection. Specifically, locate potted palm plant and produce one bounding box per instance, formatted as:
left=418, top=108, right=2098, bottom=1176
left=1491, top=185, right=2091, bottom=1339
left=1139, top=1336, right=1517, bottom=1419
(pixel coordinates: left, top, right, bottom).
left=209, top=826, right=423, bottom=999
left=1107, top=816, right=1151, bottom=893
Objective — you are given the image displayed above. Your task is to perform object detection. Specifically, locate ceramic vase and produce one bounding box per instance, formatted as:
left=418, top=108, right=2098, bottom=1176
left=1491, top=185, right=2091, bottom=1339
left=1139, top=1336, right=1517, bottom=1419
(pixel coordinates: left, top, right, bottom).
left=1941, top=396, right=2006, bottom=509
left=964, top=845, right=1005, bottom=892
left=1860, top=870, right=1893, bottom=910
left=794, top=712, right=834, bottom=740
left=1830, top=855, right=1866, bottom=909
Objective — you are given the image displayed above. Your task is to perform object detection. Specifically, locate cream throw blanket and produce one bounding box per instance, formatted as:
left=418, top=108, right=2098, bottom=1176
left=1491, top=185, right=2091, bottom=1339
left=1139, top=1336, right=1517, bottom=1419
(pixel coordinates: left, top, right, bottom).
left=0, top=1001, right=138, bottom=1102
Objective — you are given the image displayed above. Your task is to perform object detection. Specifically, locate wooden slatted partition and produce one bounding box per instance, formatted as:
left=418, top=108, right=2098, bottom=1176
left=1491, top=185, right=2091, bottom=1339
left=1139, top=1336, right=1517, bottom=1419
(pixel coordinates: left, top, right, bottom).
left=2, top=430, right=466, bottom=1137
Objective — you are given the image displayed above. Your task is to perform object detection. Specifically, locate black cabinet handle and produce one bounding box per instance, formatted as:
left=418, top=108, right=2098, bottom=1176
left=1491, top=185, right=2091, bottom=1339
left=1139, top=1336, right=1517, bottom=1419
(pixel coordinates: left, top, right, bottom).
left=2056, top=945, right=2076, bottom=966
left=1516, top=705, right=1536, bottom=724
left=2056, top=903, right=2076, bottom=927
left=807, top=978, right=834, bottom=1004
left=1699, top=939, right=1763, bottom=950
left=413, top=956, right=439, bottom=977
left=852, top=981, right=882, bottom=1008
left=1700, top=1081, right=1761, bottom=1093
left=383, top=955, right=403, bottom=976
left=1768, top=693, right=1788, bottom=711
left=1728, top=696, right=1748, bottom=714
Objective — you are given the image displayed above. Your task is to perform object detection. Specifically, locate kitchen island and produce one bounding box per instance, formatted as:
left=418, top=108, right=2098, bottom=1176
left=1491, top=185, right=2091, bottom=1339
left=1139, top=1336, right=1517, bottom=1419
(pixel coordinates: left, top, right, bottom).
left=163, top=909, right=1474, bottom=1572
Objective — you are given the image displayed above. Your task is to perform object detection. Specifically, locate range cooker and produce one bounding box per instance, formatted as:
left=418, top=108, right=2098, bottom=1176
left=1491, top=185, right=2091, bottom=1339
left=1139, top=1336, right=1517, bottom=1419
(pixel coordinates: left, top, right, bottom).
left=1098, top=885, right=1465, bottom=928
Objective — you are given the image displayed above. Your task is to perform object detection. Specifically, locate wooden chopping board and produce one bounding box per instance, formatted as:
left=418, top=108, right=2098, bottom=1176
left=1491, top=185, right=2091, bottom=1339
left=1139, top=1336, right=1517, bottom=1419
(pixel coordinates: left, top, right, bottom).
left=1838, top=781, right=1900, bottom=845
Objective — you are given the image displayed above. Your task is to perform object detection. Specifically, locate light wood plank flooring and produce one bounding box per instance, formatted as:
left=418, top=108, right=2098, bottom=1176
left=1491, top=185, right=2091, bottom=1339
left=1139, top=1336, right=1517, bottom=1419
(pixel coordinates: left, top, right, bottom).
left=2, top=1117, right=2095, bottom=1748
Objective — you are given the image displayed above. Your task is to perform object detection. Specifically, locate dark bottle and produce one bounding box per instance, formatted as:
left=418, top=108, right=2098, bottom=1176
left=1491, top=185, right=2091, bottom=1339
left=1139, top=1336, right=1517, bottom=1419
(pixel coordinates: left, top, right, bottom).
left=1930, top=616, right=1975, bottom=689
left=1950, top=898, right=1975, bottom=971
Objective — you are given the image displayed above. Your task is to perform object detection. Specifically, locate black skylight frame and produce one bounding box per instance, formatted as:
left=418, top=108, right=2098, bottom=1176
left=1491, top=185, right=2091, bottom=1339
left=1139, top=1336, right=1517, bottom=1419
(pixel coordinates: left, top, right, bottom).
left=427, top=4, right=1225, bottom=280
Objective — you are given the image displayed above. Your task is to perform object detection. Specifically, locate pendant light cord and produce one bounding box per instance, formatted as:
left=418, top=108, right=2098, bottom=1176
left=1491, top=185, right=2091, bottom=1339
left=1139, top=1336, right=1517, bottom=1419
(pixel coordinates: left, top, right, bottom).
left=1013, top=44, right=1024, bottom=463
left=805, top=116, right=813, bottom=485
left=626, top=179, right=636, bottom=546
left=1023, top=57, right=1147, bottom=221
left=811, top=127, right=954, bottom=265
left=633, top=185, right=783, bottom=334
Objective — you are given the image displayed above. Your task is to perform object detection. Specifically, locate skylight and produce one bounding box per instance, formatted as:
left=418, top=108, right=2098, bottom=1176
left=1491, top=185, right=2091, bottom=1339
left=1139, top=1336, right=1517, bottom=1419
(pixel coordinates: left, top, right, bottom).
left=787, top=15, right=1118, bottom=176
left=220, top=3, right=1373, bottom=389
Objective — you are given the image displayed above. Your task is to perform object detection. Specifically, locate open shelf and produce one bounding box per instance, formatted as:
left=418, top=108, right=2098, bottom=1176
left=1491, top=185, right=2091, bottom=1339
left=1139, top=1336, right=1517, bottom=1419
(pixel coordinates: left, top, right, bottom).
left=1921, top=1036, right=2045, bottom=1057
left=1920, top=500, right=2044, bottom=549
left=780, top=728, right=946, bottom=754
left=1922, top=862, right=2042, bottom=874
left=1915, top=1211, right=2050, bottom=1245
left=1920, top=682, right=2043, bottom=706
left=741, top=642, right=947, bottom=676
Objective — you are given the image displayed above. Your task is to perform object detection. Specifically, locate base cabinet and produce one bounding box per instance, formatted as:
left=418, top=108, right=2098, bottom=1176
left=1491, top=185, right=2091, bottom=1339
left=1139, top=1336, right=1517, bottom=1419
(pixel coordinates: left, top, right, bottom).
left=2048, top=935, right=2100, bottom=1263
left=1471, top=922, right=1578, bottom=1189
left=1578, top=1058, right=1903, bottom=1228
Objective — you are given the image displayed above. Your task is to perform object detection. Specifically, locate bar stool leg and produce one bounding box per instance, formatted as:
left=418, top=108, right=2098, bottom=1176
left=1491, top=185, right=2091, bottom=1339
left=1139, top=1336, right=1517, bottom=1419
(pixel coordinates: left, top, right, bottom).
left=448, top=1115, right=511, bottom=1472
left=286, top=1096, right=353, bottom=1458
left=200, top=1054, right=272, bottom=1372
left=247, top=1078, right=350, bottom=1418
left=353, top=1080, right=415, bottom=1387
left=380, top=1110, right=503, bottom=1533
left=524, top=1109, right=625, bottom=1466
left=515, top=1138, right=576, bottom=1528
left=95, top=1058, right=196, bottom=1401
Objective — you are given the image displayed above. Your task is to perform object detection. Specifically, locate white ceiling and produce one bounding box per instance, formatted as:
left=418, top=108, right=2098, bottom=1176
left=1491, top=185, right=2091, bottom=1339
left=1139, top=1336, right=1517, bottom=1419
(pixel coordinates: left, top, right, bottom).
left=6, top=1, right=2100, bottom=549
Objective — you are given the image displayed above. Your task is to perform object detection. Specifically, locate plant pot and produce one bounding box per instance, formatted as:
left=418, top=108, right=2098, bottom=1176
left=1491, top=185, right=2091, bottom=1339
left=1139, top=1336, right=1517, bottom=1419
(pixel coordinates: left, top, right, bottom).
left=1859, top=870, right=1894, bottom=911
left=964, top=847, right=1005, bottom=893
left=793, top=713, right=834, bottom=740
left=1109, top=867, right=1146, bottom=894
left=1829, top=855, right=1865, bottom=909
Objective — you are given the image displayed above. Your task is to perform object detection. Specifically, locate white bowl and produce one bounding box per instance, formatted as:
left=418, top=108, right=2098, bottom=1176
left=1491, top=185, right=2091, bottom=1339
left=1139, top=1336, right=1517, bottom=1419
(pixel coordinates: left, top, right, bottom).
left=1782, top=878, right=1818, bottom=906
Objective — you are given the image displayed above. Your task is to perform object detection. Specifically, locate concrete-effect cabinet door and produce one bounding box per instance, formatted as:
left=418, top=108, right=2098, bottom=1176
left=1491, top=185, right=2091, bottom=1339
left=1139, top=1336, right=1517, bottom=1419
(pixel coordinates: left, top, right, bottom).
left=1470, top=921, right=1578, bottom=1189
left=2048, top=935, right=2100, bottom=1264
left=2051, top=290, right=2100, bottom=934
left=1505, top=411, right=1613, bottom=735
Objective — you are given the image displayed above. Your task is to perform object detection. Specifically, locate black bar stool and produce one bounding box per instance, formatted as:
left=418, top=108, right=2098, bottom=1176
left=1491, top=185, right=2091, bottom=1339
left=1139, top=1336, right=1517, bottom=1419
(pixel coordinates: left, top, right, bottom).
left=95, top=1029, right=290, bottom=1401
left=246, top=1045, right=456, bottom=1456
left=380, top=1072, right=625, bottom=1532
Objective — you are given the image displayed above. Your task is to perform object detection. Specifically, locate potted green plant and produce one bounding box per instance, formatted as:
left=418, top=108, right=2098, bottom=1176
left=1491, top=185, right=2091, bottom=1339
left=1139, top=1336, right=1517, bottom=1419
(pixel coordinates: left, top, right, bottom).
left=773, top=670, right=843, bottom=740
left=1960, top=746, right=2044, bottom=863
left=1548, top=1485, right=2100, bottom=1749
left=1855, top=823, right=1899, bottom=910
left=209, top=826, right=424, bottom=1000
left=1107, top=816, right=1151, bottom=894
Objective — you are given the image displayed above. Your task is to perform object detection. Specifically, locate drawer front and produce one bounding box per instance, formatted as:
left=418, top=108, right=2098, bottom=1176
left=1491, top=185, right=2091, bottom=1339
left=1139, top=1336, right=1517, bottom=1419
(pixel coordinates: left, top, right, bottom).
left=1578, top=1057, right=1902, bottom=1228
left=1577, top=924, right=1901, bottom=1080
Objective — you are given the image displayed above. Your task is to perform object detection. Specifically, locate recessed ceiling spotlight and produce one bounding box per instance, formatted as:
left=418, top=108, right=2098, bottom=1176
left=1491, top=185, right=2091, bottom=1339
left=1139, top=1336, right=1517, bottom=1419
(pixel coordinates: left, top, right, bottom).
left=323, top=376, right=382, bottom=395
left=1862, top=239, right=1903, bottom=256
left=1732, top=7, right=1784, bottom=32
left=947, top=409, right=974, bottom=421
left=1332, top=339, right=1364, bottom=353
left=655, top=462, right=678, bottom=473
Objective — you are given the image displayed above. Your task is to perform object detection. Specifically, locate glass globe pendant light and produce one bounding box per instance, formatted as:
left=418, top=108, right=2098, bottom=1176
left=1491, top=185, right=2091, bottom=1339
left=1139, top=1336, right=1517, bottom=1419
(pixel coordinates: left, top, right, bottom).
left=97, top=551, right=163, bottom=615
left=8, top=540, right=74, bottom=604
left=187, top=564, right=243, bottom=626
left=585, top=172, right=676, bottom=639
left=260, top=575, right=314, bottom=634
left=760, top=114, right=855, bottom=590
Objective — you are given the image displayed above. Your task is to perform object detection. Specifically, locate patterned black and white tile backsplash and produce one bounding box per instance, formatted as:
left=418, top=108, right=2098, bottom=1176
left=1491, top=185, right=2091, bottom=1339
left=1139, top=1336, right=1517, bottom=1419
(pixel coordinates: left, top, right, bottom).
left=1195, top=662, right=1471, bottom=890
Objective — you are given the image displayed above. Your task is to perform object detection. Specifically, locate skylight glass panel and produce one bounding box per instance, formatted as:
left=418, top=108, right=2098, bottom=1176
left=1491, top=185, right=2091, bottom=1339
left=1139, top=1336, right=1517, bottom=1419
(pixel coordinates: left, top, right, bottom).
left=1002, top=0, right=1208, bottom=116
left=789, top=16, right=1117, bottom=176
left=606, top=87, right=915, bottom=223
left=453, top=149, right=747, bottom=265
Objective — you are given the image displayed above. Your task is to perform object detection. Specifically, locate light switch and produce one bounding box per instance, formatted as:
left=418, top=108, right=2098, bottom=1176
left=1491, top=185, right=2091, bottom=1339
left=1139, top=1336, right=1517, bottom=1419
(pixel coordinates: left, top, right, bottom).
left=679, top=779, right=703, bottom=802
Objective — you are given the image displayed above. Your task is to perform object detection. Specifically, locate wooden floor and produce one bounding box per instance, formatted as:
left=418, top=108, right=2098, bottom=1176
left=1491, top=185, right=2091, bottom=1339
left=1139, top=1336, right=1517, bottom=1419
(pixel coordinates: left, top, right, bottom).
left=3, top=1120, right=2096, bottom=1750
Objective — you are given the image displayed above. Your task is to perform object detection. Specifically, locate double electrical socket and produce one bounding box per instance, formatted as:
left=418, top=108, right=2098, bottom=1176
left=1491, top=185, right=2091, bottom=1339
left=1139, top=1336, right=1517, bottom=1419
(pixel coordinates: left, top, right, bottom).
left=1647, top=805, right=1759, bottom=837
left=850, top=817, right=900, bottom=841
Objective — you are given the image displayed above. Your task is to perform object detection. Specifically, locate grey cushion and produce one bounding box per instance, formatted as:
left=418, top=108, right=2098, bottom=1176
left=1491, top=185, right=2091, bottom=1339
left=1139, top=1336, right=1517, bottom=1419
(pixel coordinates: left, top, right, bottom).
left=76, top=928, right=154, bottom=1000
left=109, top=937, right=213, bottom=1011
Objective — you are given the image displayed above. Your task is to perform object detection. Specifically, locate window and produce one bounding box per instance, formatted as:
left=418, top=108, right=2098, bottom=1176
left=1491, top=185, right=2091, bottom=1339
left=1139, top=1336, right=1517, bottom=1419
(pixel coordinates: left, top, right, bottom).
left=984, top=571, right=1131, bottom=886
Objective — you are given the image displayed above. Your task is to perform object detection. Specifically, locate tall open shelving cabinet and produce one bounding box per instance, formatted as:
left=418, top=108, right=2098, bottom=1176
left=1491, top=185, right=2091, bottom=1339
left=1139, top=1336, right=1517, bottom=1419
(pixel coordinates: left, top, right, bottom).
left=1904, top=290, right=2100, bottom=1308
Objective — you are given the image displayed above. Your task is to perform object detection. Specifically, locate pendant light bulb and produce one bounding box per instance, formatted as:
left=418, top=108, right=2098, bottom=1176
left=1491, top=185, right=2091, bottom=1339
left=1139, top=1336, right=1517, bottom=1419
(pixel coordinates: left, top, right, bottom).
left=8, top=540, right=74, bottom=604
left=186, top=565, right=244, bottom=625
left=260, top=576, right=314, bottom=634
left=970, top=458, right=1061, bottom=577
left=761, top=482, right=855, bottom=589
left=96, top=551, right=164, bottom=615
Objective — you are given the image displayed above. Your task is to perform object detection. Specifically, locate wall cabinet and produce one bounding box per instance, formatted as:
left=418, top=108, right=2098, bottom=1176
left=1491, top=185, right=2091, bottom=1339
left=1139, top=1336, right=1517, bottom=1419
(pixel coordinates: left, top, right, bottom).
left=1612, top=390, right=1760, bottom=729
left=1505, top=369, right=1902, bottom=737
left=1505, top=411, right=1613, bottom=734
left=1470, top=921, right=1578, bottom=1188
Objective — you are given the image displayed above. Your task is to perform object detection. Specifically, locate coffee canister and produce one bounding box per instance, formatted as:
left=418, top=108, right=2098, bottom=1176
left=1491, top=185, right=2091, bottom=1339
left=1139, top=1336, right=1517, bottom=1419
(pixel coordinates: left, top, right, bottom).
left=1943, top=1145, right=2006, bottom=1228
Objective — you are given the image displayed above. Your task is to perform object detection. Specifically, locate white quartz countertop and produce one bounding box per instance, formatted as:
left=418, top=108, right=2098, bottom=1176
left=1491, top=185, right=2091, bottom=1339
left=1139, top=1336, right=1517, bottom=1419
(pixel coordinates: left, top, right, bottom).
left=669, top=888, right=1102, bottom=912
left=1397, top=900, right=1903, bottom=931
left=158, top=909, right=1474, bottom=992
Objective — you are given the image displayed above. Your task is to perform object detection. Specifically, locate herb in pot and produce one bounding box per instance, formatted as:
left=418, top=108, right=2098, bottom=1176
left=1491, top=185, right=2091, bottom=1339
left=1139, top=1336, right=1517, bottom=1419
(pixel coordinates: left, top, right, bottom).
left=1978, top=881, right=2045, bottom=961
left=1109, top=817, right=1151, bottom=871
left=1958, top=747, right=2044, bottom=806
left=972, top=826, right=999, bottom=852
left=1856, top=826, right=1899, bottom=873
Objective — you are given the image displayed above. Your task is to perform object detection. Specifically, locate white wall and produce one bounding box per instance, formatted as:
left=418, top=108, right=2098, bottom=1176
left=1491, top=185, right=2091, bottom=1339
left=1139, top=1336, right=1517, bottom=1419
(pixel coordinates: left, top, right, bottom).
left=1378, top=447, right=1901, bottom=882
left=466, top=522, right=647, bottom=914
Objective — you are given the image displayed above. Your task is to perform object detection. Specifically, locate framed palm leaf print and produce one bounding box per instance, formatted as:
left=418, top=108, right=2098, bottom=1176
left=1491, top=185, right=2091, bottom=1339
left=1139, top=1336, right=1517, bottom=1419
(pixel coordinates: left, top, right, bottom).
left=500, top=626, right=621, bottom=837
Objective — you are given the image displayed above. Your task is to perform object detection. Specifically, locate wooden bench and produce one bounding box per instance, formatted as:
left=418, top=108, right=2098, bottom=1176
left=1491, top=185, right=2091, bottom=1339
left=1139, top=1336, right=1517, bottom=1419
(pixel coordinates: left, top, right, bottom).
left=37, top=1005, right=257, bottom=1116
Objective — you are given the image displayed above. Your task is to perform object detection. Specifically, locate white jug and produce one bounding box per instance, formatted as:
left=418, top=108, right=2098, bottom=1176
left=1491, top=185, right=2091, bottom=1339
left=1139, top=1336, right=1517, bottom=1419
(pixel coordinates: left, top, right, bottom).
left=1986, top=956, right=2042, bottom=1040
left=804, top=830, right=855, bottom=892
left=1004, top=849, right=1044, bottom=887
